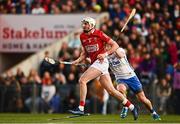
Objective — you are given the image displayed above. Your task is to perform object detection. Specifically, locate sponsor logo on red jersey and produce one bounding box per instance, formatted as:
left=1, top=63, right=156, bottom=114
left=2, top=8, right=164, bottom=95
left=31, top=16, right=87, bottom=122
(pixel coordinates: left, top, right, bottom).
left=85, top=44, right=99, bottom=52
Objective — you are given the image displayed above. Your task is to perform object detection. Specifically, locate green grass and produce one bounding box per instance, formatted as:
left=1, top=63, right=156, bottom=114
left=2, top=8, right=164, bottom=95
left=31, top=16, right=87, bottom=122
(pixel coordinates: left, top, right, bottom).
left=0, top=114, right=180, bottom=123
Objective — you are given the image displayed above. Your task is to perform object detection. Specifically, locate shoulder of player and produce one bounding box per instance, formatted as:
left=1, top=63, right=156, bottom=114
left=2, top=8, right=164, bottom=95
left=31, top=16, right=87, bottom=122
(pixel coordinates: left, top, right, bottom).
left=114, top=48, right=126, bottom=58
left=80, top=32, right=84, bottom=37
left=118, top=47, right=125, bottom=52
left=93, top=29, right=103, bottom=35
left=80, top=32, right=86, bottom=39
left=80, top=30, right=105, bottom=38
left=91, top=29, right=107, bottom=38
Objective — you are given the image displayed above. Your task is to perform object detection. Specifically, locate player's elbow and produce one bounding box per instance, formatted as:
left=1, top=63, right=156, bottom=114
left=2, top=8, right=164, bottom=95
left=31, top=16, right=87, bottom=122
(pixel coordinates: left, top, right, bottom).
left=112, top=40, right=119, bottom=49
left=109, top=39, right=119, bottom=46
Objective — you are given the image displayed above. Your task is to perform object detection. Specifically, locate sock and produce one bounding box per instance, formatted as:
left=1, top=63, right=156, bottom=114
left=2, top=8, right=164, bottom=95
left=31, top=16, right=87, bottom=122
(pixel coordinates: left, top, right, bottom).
left=78, top=101, right=85, bottom=111
left=80, top=101, right=85, bottom=106
left=122, top=99, right=134, bottom=111
left=78, top=106, right=84, bottom=111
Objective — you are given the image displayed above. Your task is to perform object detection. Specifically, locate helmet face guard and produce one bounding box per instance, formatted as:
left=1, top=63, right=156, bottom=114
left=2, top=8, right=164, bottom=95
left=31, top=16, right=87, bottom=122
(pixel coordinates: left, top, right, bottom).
left=81, top=17, right=96, bottom=33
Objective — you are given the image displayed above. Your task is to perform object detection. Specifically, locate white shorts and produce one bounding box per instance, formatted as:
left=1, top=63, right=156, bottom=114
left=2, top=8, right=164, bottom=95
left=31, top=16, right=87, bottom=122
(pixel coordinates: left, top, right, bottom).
left=90, top=58, right=109, bottom=75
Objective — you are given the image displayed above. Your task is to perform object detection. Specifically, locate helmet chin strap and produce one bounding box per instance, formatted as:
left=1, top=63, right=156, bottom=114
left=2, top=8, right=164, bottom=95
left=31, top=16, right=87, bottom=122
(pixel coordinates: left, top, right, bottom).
left=83, top=27, right=94, bottom=33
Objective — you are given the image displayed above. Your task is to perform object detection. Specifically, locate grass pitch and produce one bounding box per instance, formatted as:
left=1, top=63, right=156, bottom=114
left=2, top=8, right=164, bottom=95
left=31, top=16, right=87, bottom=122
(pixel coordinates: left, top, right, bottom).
left=0, top=114, right=180, bottom=123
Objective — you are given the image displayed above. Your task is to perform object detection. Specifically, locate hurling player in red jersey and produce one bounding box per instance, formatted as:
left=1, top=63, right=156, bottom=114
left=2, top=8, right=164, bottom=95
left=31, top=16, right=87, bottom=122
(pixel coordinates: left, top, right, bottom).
left=69, top=17, right=138, bottom=120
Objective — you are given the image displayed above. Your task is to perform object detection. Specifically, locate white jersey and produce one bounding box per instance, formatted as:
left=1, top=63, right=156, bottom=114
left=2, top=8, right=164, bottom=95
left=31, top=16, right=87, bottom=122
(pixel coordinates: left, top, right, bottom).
left=107, top=48, right=136, bottom=79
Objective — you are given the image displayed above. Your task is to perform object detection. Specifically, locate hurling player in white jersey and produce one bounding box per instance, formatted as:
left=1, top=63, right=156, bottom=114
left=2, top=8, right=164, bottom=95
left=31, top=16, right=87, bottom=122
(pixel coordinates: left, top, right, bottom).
left=107, top=47, right=161, bottom=120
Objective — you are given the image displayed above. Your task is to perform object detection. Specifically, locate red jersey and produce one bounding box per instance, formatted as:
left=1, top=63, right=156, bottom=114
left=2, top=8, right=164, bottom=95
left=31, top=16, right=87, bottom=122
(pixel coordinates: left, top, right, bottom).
left=80, top=29, right=110, bottom=63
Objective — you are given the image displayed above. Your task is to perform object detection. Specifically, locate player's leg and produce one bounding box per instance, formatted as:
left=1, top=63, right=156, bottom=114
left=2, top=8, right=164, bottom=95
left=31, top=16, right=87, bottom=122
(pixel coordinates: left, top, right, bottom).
left=79, top=67, right=102, bottom=106
left=99, top=74, right=138, bottom=120
left=117, top=83, right=127, bottom=96
left=127, top=76, right=161, bottom=120
left=69, top=66, right=102, bottom=115
left=117, top=83, right=128, bottom=118
left=136, top=91, right=153, bottom=111
left=136, top=91, right=161, bottom=120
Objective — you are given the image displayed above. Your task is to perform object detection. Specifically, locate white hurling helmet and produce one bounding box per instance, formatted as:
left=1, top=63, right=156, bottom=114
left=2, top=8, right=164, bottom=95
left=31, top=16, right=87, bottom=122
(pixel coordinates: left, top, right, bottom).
left=81, top=17, right=96, bottom=29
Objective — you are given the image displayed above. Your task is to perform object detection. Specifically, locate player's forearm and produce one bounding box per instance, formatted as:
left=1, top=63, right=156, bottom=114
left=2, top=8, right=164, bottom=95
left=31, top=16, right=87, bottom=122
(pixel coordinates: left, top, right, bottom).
left=74, top=49, right=87, bottom=64
left=73, top=46, right=86, bottom=64
left=76, top=54, right=86, bottom=63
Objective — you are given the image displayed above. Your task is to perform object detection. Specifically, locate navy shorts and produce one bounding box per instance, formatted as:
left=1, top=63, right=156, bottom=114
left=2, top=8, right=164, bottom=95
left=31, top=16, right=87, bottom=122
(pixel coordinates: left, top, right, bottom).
left=116, top=76, right=142, bottom=94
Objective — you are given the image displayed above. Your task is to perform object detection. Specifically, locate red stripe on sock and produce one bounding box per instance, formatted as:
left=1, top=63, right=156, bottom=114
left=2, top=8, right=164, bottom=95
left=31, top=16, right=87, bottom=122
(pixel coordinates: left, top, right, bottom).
left=124, top=100, right=131, bottom=107
left=80, top=101, right=85, bottom=106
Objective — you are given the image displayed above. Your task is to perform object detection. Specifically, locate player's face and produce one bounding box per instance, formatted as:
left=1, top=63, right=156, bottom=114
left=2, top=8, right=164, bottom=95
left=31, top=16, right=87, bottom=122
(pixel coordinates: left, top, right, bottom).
left=81, top=21, right=91, bottom=32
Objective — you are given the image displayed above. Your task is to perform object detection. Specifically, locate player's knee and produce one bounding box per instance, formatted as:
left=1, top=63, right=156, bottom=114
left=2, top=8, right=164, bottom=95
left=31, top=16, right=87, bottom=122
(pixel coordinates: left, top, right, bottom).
left=117, top=84, right=126, bottom=94
left=79, top=78, right=87, bottom=85
left=138, top=95, right=147, bottom=102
